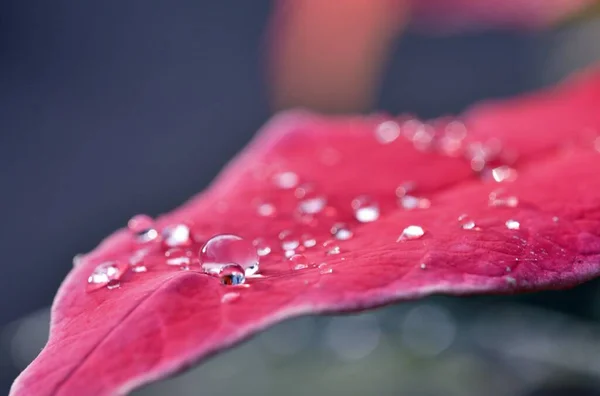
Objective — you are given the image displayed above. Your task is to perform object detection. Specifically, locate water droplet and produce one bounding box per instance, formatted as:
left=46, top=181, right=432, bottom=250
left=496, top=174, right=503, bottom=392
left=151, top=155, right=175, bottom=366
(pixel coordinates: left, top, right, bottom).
left=395, top=182, right=415, bottom=198
left=284, top=249, right=296, bottom=258
left=298, top=195, right=327, bottom=215
left=458, top=214, right=478, bottom=230
left=106, top=280, right=120, bottom=290
left=294, top=183, right=314, bottom=199
left=273, top=171, right=299, bottom=189
left=397, top=225, right=425, bottom=241
left=352, top=195, right=380, bottom=223
left=505, top=219, right=520, bottom=230
left=256, top=202, right=276, bottom=217
left=320, top=267, right=334, bottom=274
left=289, top=254, right=308, bottom=270
left=131, top=265, right=147, bottom=273
left=200, top=234, right=259, bottom=276
left=399, top=195, right=420, bottom=210
left=218, top=264, right=246, bottom=286
left=491, top=166, right=518, bottom=183
left=87, top=261, right=126, bottom=291
left=552, top=216, right=559, bottom=223
left=165, top=247, right=193, bottom=266
left=420, top=263, right=427, bottom=270
left=162, top=224, right=191, bottom=247
left=301, top=234, right=317, bottom=248
left=72, top=254, right=83, bottom=267
left=279, top=230, right=300, bottom=250
left=331, top=223, right=353, bottom=240
left=221, top=292, right=240, bottom=303
left=252, top=238, right=271, bottom=256
left=488, top=190, right=519, bottom=208
left=374, top=120, right=400, bottom=144
left=505, top=276, right=517, bottom=286
left=128, top=214, right=158, bottom=243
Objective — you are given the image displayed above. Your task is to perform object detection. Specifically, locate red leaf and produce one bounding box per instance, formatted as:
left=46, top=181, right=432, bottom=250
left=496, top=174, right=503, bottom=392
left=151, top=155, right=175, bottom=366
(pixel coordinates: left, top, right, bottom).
left=11, top=67, right=600, bottom=395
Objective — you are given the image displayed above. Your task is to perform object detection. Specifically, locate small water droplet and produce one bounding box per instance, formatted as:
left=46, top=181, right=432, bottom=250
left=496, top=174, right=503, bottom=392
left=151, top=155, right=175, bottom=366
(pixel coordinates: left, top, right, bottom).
left=331, top=223, right=353, bottom=240
left=505, top=276, right=517, bottom=286
left=132, top=265, right=147, bottom=273
left=200, top=234, right=259, bottom=276
left=420, top=263, right=427, bottom=270
left=128, top=214, right=158, bottom=243
left=218, top=264, right=246, bottom=285
left=374, top=120, right=400, bottom=144
left=397, top=225, right=425, bottom=241
left=298, top=195, right=327, bottom=215
left=279, top=230, right=300, bottom=250
left=165, top=247, right=193, bottom=266
left=294, top=183, right=314, bottom=199
left=458, top=214, right=478, bottom=230
left=488, top=190, right=519, bottom=208
left=289, top=254, right=308, bottom=270
left=505, top=219, right=520, bottom=230
left=162, top=224, right=191, bottom=247
left=352, top=195, right=380, bottom=223
left=273, top=171, right=299, bottom=189
left=252, top=238, right=271, bottom=256
left=399, top=195, right=420, bottom=210
left=320, top=267, right=334, bottom=274
left=221, top=292, right=240, bottom=303
left=72, top=254, right=83, bottom=267
left=395, top=182, right=415, bottom=198
left=256, top=202, right=276, bottom=217
left=106, top=280, right=120, bottom=290
left=327, top=246, right=341, bottom=255
left=552, top=216, right=559, bottom=223
left=284, top=249, right=296, bottom=258
left=87, top=261, right=126, bottom=291
left=505, top=266, right=511, bottom=272
left=491, top=166, right=518, bottom=183
left=301, top=234, right=317, bottom=248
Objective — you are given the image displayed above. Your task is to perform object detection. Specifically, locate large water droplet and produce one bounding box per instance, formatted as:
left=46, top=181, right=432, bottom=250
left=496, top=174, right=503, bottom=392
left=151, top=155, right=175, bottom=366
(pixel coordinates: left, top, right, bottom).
left=331, top=223, right=353, bottom=240
left=374, top=120, right=400, bottom=144
left=289, top=254, right=308, bottom=270
left=252, top=238, right=271, bottom=256
left=200, top=234, right=259, bottom=276
left=87, top=261, right=126, bottom=291
left=162, top=224, right=191, bottom=247
left=128, top=214, right=158, bottom=243
left=165, top=247, right=193, bottom=266
left=397, top=225, right=425, bottom=241
left=273, top=171, right=299, bottom=189
left=505, top=219, right=520, bottom=230
left=352, top=195, right=380, bottom=223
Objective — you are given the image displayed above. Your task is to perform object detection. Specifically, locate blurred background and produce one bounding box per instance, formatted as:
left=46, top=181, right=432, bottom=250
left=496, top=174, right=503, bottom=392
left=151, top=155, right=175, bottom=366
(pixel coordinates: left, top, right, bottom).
left=1, top=1, right=600, bottom=395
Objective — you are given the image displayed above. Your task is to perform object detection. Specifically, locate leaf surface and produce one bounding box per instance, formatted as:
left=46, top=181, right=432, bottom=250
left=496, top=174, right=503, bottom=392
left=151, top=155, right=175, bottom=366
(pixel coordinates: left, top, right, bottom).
left=11, top=67, right=600, bottom=396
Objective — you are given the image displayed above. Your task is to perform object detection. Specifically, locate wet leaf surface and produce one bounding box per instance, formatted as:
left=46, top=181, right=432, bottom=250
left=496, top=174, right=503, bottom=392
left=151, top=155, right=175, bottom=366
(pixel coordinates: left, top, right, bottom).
left=11, top=67, right=600, bottom=395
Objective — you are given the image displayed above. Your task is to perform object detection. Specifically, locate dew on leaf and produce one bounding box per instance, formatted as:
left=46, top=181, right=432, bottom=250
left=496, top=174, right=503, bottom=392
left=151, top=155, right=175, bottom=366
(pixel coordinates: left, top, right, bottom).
left=87, top=261, right=126, bottom=291
left=162, top=224, right=191, bottom=247
left=301, top=234, right=317, bottom=248
left=298, top=195, right=327, bottom=215
left=505, top=219, right=520, bottom=230
left=374, top=120, right=400, bottom=144
left=352, top=195, right=380, bottom=223
left=200, top=234, right=259, bottom=276
left=397, top=225, right=425, bottom=241
left=256, top=202, right=276, bottom=217
left=331, top=223, right=353, bottom=240
left=165, top=248, right=193, bottom=266
left=279, top=230, right=300, bottom=251
left=488, top=190, right=519, bottom=208
left=217, top=264, right=246, bottom=286
left=273, top=171, right=298, bottom=189
left=252, top=238, right=271, bottom=257
left=491, top=166, right=518, bottom=183
left=289, top=254, right=308, bottom=270
left=128, top=214, right=158, bottom=243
